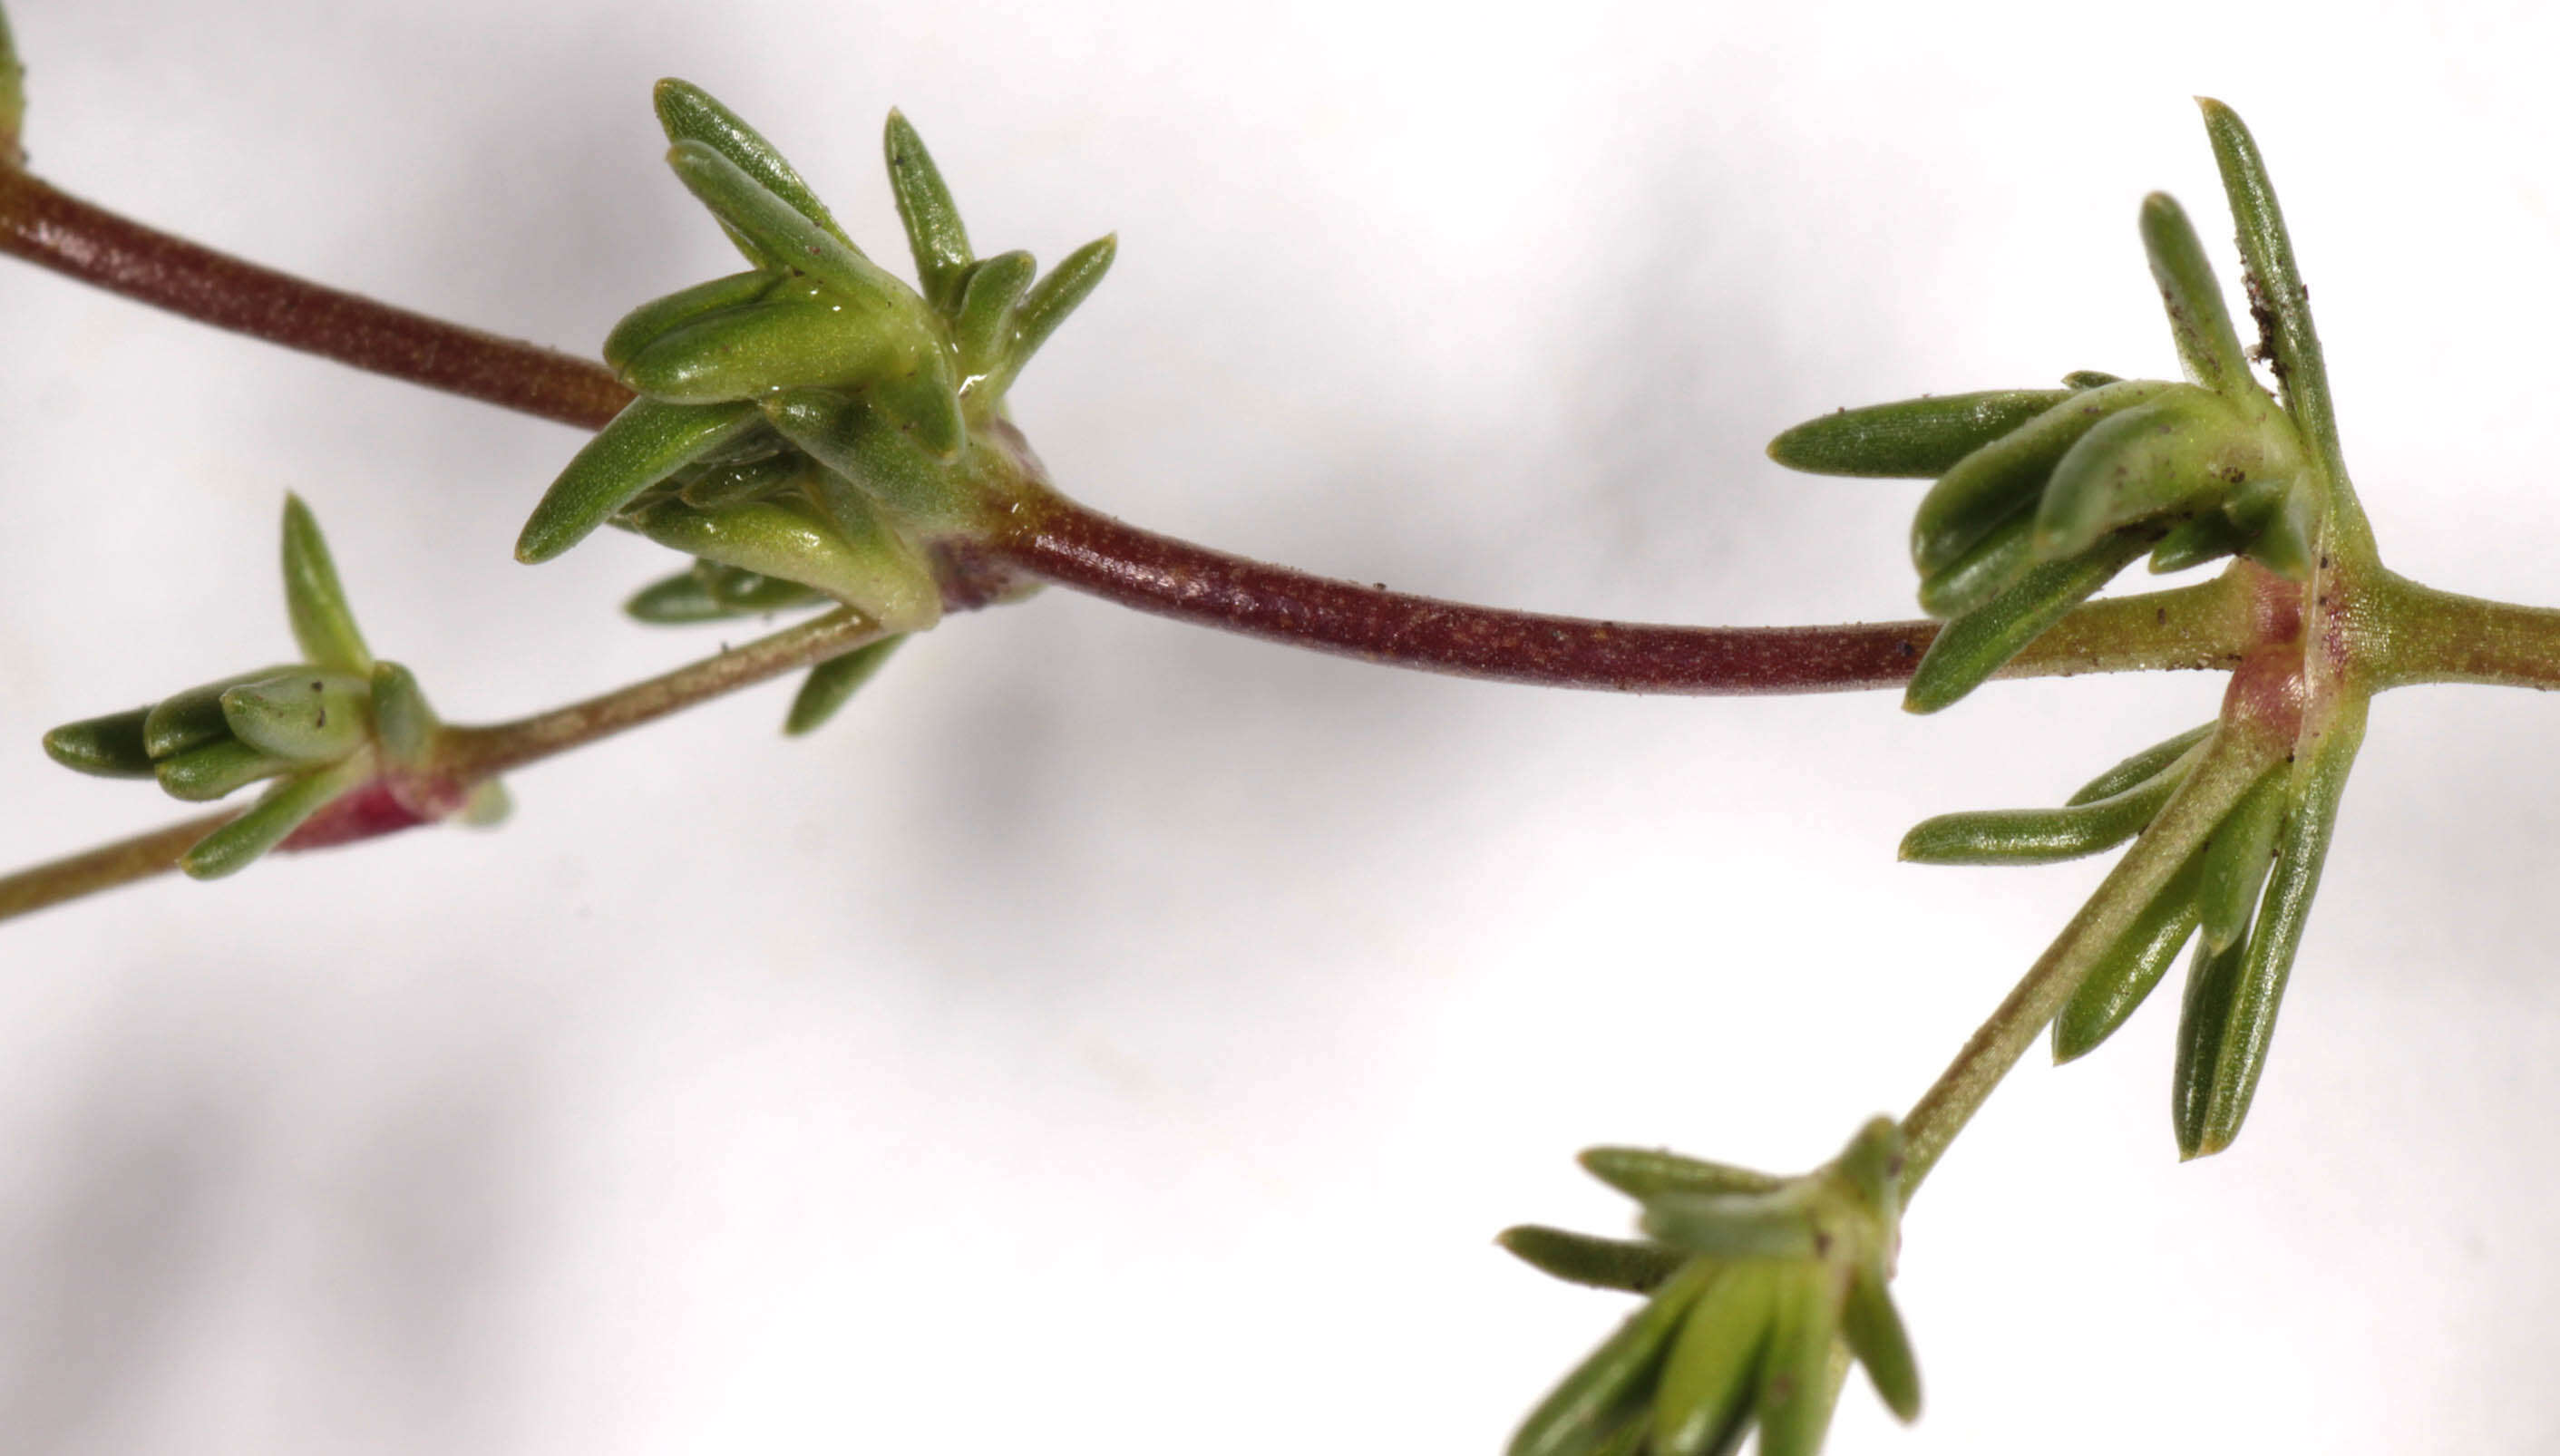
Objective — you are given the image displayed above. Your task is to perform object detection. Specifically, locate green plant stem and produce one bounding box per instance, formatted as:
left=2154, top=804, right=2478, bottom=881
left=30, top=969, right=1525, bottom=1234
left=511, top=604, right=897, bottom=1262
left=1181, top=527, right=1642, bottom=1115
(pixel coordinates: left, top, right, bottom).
left=0, top=169, right=634, bottom=429
left=0, top=809, right=236, bottom=922
left=1895, top=711, right=2286, bottom=1197
left=432, top=607, right=885, bottom=781
left=2367, top=574, right=2560, bottom=690
left=0, top=3, right=24, bottom=169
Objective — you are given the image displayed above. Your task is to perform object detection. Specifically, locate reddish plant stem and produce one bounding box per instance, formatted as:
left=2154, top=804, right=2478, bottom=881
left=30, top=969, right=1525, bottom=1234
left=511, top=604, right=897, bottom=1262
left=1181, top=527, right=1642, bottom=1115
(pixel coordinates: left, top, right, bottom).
left=0, top=169, right=633, bottom=429
left=993, top=491, right=2256, bottom=693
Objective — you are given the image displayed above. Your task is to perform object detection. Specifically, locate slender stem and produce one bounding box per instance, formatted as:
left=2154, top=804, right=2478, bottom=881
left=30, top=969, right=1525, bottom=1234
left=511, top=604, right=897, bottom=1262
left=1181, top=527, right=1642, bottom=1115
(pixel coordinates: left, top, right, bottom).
left=996, top=491, right=2259, bottom=694
left=0, top=169, right=632, bottom=429
left=2367, top=573, right=2560, bottom=691
left=1897, top=698, right=2288, bottom=1197
left=433, top=607, right=883, bottom=781
left=0, top=5, right=24, bottom=168
left=0, top=809, right=236, bottom=922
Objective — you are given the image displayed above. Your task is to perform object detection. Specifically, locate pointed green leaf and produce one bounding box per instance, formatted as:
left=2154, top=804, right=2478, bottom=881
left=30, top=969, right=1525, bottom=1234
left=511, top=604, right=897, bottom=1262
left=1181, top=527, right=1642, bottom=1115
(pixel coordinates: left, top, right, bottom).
left=765, top=388, right=971, bottom=529
left=219, top=669, right=371, bottom=763
left=516, top=397, right=762, bottom=564
left=2186, top=701, right=2367, bottom=1157
left=883, top=109, right=975, bottom=313
left=1509, top=1260, right=1719, bottom=1456
left=1913, top=510, right=2032, bottom=621
left=601, top=270, right=777, bottom=373
left=2171, top=918, right=2250, bottom=1159
left=368, top=662, right=438, bottom=766
left=999, top=233, right=1116, bottom=392
left=865, top=349, right=967, bottom=461
left=1839, top=1266, right=1921, bottom=1422
left=154, top=738, right=295, bottom=801
left=179, top=753, right=373, bottom=880
left=2067, top=723, right=2218, bottom=807
left=2032, top=391, right=2261, bottom=561
left=1898, top=743, right=2197, bottom=865
left=2195, top=763, right=2289, bottom=952
left=1765, top=390, right=2070, bottom=480
left=1640, top=1189, right=1820, bottom=1261
left=665, top=140, right=904, bottom=313
left=2139, top=191, right=2253, bottom=398
left=952, top=248, right=1035, bottom=378
left=653, top=80, right=852, bottom=245
left=141, top=665, right=301, bottom=761
left=1828, top=1118, right=1904, bottom=1220
left=706, top=564, right=825, bottom=613
left=279, top=495, right=372, bottom=673
left=1753, top=1263, right=1844, bottom=1456
left=1651, top=1264, right=1777, bottom=1456
left=1910, top=379, right=2171, bottom=576
left=1496, top=1226, right=1692, bottom=1296
left=2197, top=99, right=2341, bottom=470
left=2062, top=370, right=2122, bottom=390
left=2051, top=851, right=2205, bottom=1063
left=1902, top=530, right=2155, bottom=714
left=625, top=566, right=727, bottom=624
left=2227, top=476, right=2319, bottom=580
left=785, top=636, right=904, bottom=735
left=43, top=706, right=158, bottom=779
left=618, top=288, right=915, bottom=405
left=1578, top=1147, right=1784, bottom=1201
left=628, top=496, right=943, bottom=634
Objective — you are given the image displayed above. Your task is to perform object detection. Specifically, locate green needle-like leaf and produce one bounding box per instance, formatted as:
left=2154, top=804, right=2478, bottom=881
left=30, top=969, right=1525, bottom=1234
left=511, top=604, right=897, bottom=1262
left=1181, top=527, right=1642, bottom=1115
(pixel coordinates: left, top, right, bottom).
left=141, top=665, right=300, bottom=762
left=154, top=738, right=295, bottom=801
left=706, top=565, right=824, bottom=613
left=2226, top=476, right=2319, bottom=580
left=180, top=753, right=373, bottom=881
left=1902, top=530, right=2154, bottom=714
left=2195, top=763, right=2289, bottom=952
left=2051, top=851, right=2206, bottom=1063
left=2198, top=99, right=2343, bottom=476
left=624, top=567, right=726, bottom=624
left=279, top=496, right=372, bottom=674
left=2032, top=390, right=2255, bottom=560
left=1766, top=390, right=2069, bottom=479
left=764, top=388, right=971, bottom=528
left=1754, top=1266, right=1844, bottom=1456
left=1913, top=511, right=2033, bottom=620
left=952, top=248, right=1035, bottom=378
left=1910, top=379, right=2170, bottom=577
left=883, top=109, right=975, bottom=314
left=1579, top=1147, right=1784, bottom=1200
left=2062, top=370, right=2123, bottom=390
left=1838, top=1266, right=1922, bottom=1422
left=618, top=291, right=914, bottom=405
left=43, top=706, right=158, bottom=779
left=653, top=80, right=852, bottom=246
left=2067, top=723, right=2218, bottom=807
left=1000, top=233, right=1116, bottom=391
left=368, top=662, right=437, bottom=766
left=1509, top=1259, right=1718, bottom=1456
left=1640, top=1191, right=1820, bottom=1261
left=664, top=141, right=906, bottom=312
left=2182, top=700, right=2367, bottom=1157
left=1651, top=1264, right=1776, bottom=1456
left=2139, top=191, right=2253, bottom=398
left=1900, top=743, right=2197, bottom=865
left=601, top=270, right=777, bottom=373
left=220, top=669, right=372, bottom=762
left=785, top=636, right=903, bottom=735
left=1496, top=1226, right=1691, bottom=1296
left=679, top=451, right=803, bottom=510
left=517, top=397, right=762, bottom=564
left=2171, top=918, right=2251, bottom=1158
left=629, top=497, right=942, bottom=634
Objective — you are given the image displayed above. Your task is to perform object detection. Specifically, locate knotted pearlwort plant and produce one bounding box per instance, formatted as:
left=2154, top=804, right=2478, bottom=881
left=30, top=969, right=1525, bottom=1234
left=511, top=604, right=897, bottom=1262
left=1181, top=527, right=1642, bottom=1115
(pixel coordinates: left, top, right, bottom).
left=5, top=11, right=2560, bottom=1450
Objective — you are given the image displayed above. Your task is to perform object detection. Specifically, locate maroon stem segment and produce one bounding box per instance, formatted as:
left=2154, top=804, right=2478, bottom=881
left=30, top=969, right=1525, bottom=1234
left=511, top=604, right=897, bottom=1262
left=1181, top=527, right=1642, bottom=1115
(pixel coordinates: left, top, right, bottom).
left=0, top=169, right=633, bottom=429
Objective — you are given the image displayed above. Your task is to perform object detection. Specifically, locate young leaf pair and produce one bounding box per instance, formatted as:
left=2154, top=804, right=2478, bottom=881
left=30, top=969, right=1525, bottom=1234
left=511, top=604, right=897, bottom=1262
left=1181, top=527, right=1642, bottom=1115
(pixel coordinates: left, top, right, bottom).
left=1903, top=714, right=2362, bottom=1157
left=1501, top=1121, right=1920, bottom=1456
left=1767, top=191, right=2313, bottom=714
left=40, top=498, right=495, bottom=879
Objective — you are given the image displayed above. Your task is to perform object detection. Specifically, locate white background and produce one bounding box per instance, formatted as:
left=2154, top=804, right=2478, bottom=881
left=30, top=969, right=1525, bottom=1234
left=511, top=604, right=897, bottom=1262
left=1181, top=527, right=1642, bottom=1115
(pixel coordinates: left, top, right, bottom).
left=2, top=2, right=2555, bottom=1451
